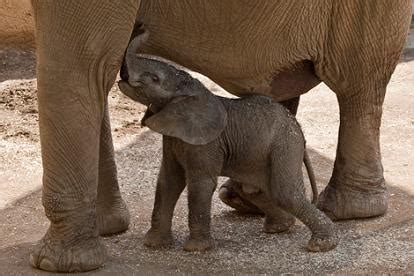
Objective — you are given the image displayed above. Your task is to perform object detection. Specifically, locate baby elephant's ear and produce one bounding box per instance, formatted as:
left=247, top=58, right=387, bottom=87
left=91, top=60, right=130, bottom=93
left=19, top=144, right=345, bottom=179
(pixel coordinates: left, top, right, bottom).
left=144, top=93, right=227, bottom=145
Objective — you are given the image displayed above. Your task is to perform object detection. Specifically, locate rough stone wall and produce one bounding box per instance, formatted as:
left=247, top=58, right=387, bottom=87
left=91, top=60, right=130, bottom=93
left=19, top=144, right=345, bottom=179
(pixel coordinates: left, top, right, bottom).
left=0, top=0, right=34, bottom=49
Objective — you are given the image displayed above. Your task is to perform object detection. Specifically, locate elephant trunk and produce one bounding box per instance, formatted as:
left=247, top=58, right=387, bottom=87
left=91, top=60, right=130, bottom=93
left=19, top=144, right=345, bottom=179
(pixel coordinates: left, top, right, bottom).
left=120, top=22, right=148, bottom=81
left=125, top=28, right=149, bottom=76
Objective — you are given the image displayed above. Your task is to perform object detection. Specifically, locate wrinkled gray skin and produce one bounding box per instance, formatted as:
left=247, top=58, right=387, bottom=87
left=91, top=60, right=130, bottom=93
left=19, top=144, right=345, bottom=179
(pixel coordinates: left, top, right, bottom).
left=118, top=32, right=338, bottom=252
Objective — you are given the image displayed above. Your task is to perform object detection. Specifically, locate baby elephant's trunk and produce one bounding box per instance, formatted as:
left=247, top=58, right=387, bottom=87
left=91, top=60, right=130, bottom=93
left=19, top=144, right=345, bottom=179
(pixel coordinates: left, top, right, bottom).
left=304, top=150, right=318, bottom=204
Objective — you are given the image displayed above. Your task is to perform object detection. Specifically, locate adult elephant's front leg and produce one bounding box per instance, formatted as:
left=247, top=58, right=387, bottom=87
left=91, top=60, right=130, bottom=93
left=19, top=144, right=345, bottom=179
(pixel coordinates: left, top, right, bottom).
left=96, top=105, right=130, bottom=236
left=29, top=1, right=140, bottom=272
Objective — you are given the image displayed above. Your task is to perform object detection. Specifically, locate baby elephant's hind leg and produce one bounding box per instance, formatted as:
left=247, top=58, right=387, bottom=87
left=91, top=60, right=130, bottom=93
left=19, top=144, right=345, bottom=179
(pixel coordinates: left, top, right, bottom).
left=286, top=193, right=338, bottom=252
left=230, top=183, right=295, bottom=233
left=271, top=148, right=338, bottom=252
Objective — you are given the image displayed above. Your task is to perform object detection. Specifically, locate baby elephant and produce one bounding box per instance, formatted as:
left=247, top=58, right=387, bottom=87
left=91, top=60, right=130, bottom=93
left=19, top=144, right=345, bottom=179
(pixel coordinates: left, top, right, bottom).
left=118, top=31, right=338, bottom=252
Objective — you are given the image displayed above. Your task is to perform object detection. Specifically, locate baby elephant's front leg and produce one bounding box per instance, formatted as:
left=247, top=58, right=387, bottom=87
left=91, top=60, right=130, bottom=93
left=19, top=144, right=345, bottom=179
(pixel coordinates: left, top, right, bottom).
left=184, top=174, right=217, bottom=251
left=144, top=157, right=186, bottom=248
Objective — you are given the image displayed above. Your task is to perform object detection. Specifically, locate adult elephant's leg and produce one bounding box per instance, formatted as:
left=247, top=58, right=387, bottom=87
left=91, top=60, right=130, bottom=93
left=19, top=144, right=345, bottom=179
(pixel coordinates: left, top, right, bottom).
left=315, top=3, right=411, bottom=220
left=279, top=97, right=300, bottom=115
left=96, top=105, right=130, bottom=236
left=218, top=179, right=263, bottom=214
left=317, top=85, right=388, bottom=220
left=228, top=182, right=296, bottom=233
left=29, top=1, right=140, bottom=272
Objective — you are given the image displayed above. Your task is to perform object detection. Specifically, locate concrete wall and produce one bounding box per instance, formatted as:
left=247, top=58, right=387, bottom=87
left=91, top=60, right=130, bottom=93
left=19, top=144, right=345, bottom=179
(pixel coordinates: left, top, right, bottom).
left=0, top=0, right=34, bottom=48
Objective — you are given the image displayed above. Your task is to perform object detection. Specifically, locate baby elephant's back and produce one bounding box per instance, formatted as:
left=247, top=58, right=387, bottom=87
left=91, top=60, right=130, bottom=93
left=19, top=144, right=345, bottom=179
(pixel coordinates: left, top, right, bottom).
left=226, top=96, right=304, bottom=145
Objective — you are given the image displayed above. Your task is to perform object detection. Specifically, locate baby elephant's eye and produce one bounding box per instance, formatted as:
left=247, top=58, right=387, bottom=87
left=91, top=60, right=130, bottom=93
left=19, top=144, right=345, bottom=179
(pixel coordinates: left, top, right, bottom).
left=151, top=75, right=160, bottom=83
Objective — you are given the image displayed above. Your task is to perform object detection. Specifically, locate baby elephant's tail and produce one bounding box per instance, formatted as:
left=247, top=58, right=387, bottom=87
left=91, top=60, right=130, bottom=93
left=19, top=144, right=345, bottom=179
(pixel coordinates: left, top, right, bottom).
left=304, top=150, right=318, bottom=204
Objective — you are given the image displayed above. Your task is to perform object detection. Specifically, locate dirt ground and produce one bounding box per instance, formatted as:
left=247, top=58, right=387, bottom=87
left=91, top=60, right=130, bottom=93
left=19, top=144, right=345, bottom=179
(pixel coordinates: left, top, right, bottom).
left=1, top=34, right=414, bottom=274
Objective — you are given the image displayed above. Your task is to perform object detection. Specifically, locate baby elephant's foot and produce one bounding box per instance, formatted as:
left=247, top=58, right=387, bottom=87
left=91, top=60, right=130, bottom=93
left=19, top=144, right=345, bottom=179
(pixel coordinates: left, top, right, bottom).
left=307, top=232, right=339, bottom=252
left=144, top=228, right=173, bottom=248
left=263, top=215, right=296, bottom=233
left=183, top=237, right=214, bottom=252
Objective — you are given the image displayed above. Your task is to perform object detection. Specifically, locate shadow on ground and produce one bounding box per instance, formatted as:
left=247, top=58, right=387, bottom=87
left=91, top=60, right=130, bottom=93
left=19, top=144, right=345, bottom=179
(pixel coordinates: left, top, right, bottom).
left=0, top=49, right=36, bottom=82
left=0, top=130, right=413, bottom=274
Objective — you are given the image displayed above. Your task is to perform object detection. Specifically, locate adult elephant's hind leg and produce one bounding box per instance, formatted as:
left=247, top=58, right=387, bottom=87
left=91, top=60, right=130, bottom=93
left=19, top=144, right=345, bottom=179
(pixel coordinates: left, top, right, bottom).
left=227, top=182, right=296, bottom=233
left=317, top=86, right=388, bottom=220
left=218, top=179, right=263, bottom=214
left=29, top=1, right=140, bottom=272
left=96, top=105, right=130, bottom=236
left=315, top=1, right=411, bottom=221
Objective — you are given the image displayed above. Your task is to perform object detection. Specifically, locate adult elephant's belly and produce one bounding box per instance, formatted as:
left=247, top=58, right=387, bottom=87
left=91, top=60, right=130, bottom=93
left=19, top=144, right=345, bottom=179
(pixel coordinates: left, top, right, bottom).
left=229, top=60, right=322, bottom=101
left=137, top=0, right=322, bottom=101
left=142, top=36, right=321, bottom=101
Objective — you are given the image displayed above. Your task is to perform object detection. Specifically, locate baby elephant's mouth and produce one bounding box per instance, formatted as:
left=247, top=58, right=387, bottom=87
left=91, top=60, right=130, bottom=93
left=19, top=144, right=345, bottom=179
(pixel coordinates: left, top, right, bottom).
left=141, top=106, right=155, bottom=127
left=118, top=80, right=149, bottom=105
left=129, top=80, right=145, bottom=88
left=118, top=80, right=165, bottom=114
left=148, top=103, right=162, bottom=113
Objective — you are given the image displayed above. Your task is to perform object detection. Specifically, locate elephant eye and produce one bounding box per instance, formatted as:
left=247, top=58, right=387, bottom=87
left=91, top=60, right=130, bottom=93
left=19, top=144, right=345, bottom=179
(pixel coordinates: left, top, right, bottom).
left=151, top=75, right=160, bottom=83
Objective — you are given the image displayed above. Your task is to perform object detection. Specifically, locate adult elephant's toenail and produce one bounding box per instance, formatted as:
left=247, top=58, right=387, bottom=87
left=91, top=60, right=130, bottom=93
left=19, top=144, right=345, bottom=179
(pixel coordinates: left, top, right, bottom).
left=39, top=258, right=57, bottom=272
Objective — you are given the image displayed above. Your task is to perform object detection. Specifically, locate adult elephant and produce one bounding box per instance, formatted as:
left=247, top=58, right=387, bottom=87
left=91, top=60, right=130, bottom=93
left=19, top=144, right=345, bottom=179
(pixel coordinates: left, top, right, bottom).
left=30, top=0, right=411, bottom=272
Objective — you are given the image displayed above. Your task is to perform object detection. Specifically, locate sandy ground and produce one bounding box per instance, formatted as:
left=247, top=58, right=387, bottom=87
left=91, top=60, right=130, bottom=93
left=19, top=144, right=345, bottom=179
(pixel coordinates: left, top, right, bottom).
left=1, top=36, right=414, bottom=273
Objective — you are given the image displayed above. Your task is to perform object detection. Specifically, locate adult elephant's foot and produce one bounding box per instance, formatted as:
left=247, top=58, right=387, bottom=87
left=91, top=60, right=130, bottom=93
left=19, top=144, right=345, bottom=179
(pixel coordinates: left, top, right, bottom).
left=218, top=180, right=263, bottom=214
left=317, top=183, right=388, bottom=221
left=97, top=197, right=130, bottom=236
left=29, top=229, right=106, bottom=272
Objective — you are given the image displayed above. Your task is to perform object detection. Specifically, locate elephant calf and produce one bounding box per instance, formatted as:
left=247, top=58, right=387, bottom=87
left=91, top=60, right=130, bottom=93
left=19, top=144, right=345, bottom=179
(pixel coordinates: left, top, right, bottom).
left=118, top=31, right=338, bottom=252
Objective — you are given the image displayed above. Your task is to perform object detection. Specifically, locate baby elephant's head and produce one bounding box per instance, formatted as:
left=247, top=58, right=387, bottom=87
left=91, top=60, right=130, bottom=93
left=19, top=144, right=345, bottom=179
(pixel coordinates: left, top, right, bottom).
left=119, top=30, right=187, bottom=110
left=118, top=29, right=227, bottom=145
left=119, top=57, right=188, bottom=110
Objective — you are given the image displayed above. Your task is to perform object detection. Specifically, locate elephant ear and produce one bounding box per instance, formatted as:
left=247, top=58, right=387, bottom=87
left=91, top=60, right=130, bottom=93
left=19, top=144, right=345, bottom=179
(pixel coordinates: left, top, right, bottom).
left=143, top=92, right=227, bottom=145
